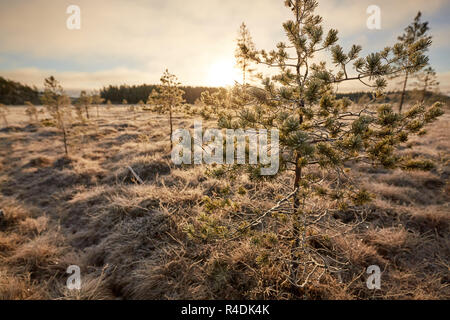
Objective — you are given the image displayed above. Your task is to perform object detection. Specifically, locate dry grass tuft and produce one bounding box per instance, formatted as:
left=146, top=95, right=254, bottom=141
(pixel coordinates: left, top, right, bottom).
left=0, top=106, right=448, bottom=299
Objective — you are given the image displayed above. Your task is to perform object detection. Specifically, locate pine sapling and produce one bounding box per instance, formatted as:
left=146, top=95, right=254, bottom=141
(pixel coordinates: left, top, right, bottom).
left=413, top=66, right=439, bottom=103
left=92, top=92, right=105, bottom=118
left=0, top=104, right=9, bottom=126
left=392, top=12, right=432, bottom=113
left=236, top=22, right=257, bottom=85
left=148, top=69, right=185, bottom=150
left=41, top=76, right=73, bottom=156
left=203, top=0, right=444, bottom=288
left=25, top=101, right=39, bottom=124
left=76, top=91, right=92, bottom=122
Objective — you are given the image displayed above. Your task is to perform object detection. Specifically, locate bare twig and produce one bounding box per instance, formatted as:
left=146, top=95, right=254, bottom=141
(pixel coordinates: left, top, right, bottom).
left=226, top=188, right=298, bottom=242
left=127, top=166, right=144, bottom=184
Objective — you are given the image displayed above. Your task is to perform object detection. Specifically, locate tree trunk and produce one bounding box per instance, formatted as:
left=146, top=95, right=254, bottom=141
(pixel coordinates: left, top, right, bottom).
left=290, top=154, right=302, bottom=285
left=421, top=77, right=429, bottom=103
left=85, top=105, right=90, bottom=119
left=169, top=106, right=173, bottom=150
left=290, top=2, right=306, bottom=289
left=290, top=3, right=305, bottom=287
left=55, top=105, right=68, bottom=156
left=398, top=71, right=409, bottom=113
left=62, top=124, right=68, bottom=156
left=293, top=155, right=302, bottom=207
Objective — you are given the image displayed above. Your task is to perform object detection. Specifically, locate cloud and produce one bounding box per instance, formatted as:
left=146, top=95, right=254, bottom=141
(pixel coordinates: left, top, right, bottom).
left=0, top=0, right=448, bottom=90
left=317, top=0, right=447, bottom=34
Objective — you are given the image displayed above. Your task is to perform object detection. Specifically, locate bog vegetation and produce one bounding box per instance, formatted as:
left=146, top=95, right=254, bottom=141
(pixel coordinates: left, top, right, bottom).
left=0, top=0, right=448, bottom=300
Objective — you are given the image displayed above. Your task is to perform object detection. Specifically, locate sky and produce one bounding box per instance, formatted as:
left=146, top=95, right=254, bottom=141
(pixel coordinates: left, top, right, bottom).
left=0, top=0, right=449, bottom=95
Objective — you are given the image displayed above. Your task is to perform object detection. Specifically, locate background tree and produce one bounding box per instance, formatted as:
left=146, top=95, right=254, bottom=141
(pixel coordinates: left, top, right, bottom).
left=138, top=100, right=145, bottom=111
left=148, top=70, right=185, bottom=149
left=106, top=100, right=113, bottom=111
left=122, top=99, right=129, bottom=117
left=413, top=66, right=439, bottom=103
left=92, top=91, right=105, bottom=118
left=205, top=0, right=443, bottom=288
left=73, top=101, right=85, bottom=123
left=0, top=103, right=9, bottom=126
left=77, top=91, right=93, bottom=120
left=41, top=76, right=72, bottom=156
left=25, top=101, right=39, bottom=124
left=127, top=103, right=136, bottom=119
left=392, top=12, right=432, bottom=113
left=236, top=22, right=256, bottom=85
left=199, top=87, right=231, bottom=119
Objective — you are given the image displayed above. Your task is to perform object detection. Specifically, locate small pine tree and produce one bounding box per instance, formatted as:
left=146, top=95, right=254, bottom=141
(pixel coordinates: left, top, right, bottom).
left=127, top=104, right=136, bottom=119
left=138, top=100, right=145, bottom=111
left=205, top=0, right=444, bottom=288
left=413, top=66, right=439, bottom=103
left=91, top=92, right=105, bottom=118
left=76, top=91, right=92, bottom=121
left=392, top=12, right=432, bottom=113
left=41, top=76, right=72, bottom=156
left=73, top=103, right=85, bottom=123
left=25, top=101, right=38, bottom=124
left=199, top=88, right=231, bottom=118
left=148, top=70, right=185, bottom=149
left=106, top=100, right=113, bottom=111
left=0, top=104, right=9, bottom=126
left=121, top=99, right=128, bottom=118
left=236, top=22, right=256, bottom=85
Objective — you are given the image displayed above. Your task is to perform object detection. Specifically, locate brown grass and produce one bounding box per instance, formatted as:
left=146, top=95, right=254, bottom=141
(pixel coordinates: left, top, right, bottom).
left=0, top=105, right=448, bottom=300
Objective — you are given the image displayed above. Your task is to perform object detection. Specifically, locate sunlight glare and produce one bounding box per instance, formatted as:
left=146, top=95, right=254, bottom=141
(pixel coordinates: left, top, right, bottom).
left=207, top=59, right=240, bottom=87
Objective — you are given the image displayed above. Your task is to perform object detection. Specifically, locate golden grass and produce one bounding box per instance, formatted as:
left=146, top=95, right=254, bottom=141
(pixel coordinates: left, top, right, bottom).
left=0, top=105, right=448, bottom=300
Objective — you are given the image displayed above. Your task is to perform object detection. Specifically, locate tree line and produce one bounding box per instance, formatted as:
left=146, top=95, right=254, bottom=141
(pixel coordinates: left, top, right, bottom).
left=0, top=77, right=220, bottom=106
left=99, top=84, right=219, bottom=105
left=0, top=77, right=40, bottom=105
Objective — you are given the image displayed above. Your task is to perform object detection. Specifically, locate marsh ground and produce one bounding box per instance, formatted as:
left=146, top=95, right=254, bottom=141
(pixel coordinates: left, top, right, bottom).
left=0, top=105, right=448, bottom=299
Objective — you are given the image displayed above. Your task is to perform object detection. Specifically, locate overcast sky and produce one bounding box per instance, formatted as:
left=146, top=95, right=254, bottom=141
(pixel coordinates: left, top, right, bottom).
left=0, top=0, right=449, bottom=94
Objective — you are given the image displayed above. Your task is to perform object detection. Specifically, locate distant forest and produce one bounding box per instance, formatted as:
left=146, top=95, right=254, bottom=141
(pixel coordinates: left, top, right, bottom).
left=99, top=84, right=220, bottom=105
left=0, top=77, right=40, bottom=105
left=0, top=76, right=448, bottom=106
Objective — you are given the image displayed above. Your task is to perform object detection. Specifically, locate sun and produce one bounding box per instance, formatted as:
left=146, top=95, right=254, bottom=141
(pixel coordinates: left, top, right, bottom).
left=207, top=59, right=240, bottom=87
